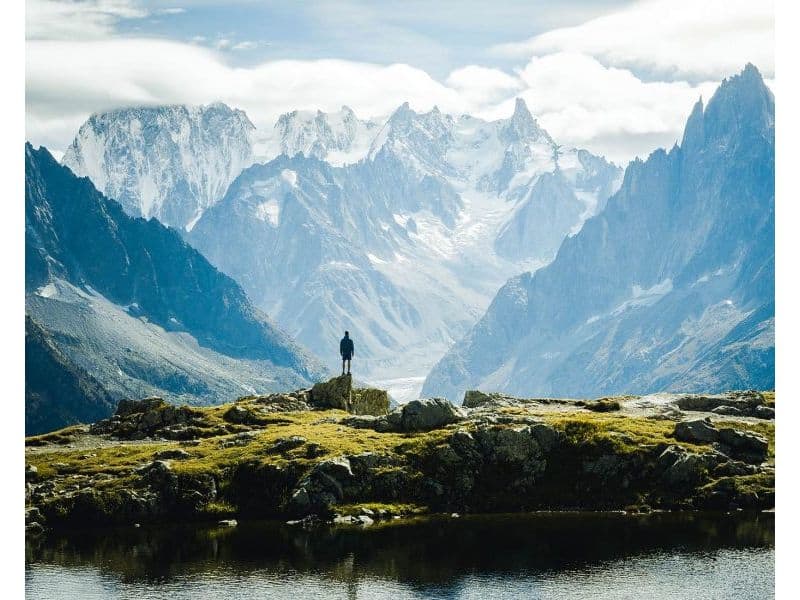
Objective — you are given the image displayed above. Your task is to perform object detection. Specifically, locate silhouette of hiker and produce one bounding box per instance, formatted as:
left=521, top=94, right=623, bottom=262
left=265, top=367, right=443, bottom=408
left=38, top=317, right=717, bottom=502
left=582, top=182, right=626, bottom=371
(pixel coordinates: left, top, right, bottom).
left=340, top=331, right=354, bottom=375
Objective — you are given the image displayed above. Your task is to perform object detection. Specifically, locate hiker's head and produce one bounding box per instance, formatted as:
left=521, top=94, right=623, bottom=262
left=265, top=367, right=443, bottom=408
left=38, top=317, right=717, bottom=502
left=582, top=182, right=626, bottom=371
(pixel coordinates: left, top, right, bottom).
left=344, top=330, right=349, bottom=337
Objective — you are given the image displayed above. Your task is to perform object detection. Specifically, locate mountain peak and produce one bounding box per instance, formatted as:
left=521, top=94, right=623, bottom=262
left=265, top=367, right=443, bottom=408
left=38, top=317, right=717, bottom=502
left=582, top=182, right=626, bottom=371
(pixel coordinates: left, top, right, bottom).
left=702, top=63, right=774, bottom=145
left=511, top=97, right=534, bottom=127
left=501, top=97, right=552, bottom=145
left=680, top=97, right=705, bottom=151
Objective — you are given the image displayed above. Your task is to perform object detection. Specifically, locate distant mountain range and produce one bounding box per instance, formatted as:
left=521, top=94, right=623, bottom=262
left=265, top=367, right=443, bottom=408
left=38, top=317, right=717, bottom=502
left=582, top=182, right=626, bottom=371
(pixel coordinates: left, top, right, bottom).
left=46, top=63, right=773, bottom=408
left=423, top=64, right=775, bottom=401
left=26, top=144, right=326, bottom=433
left=63, top=98, right=621, bottom=398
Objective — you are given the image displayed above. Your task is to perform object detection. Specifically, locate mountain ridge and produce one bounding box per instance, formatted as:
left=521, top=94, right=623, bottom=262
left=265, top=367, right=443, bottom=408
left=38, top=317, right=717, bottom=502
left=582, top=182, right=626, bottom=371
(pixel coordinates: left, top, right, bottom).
left=422, top=64, right=774, bottom=401
left=26, top=143, right=327, bottom=428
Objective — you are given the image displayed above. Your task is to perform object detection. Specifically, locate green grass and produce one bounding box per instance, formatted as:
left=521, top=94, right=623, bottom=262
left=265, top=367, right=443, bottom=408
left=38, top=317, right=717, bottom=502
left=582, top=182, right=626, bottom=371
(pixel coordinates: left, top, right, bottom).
left=26, top=393, right=776, bottom=522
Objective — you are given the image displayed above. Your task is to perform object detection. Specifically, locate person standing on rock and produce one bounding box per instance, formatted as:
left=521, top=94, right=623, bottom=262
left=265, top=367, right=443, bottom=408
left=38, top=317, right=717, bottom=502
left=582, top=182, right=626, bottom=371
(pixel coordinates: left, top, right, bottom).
left=340, top=331, right=354, bottom=375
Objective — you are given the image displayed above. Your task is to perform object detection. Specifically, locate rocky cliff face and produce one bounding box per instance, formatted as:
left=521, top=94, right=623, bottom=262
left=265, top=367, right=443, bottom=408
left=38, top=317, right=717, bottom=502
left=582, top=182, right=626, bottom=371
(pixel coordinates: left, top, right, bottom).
left=24, top=381, right=774, bottom=536
left=26, top=144, right=326, bottom=429
left=25, top=316, right=116, bottom=436
left=423, top=64, right=774, bottom=401
left=62, top=103, right=255, bottom=230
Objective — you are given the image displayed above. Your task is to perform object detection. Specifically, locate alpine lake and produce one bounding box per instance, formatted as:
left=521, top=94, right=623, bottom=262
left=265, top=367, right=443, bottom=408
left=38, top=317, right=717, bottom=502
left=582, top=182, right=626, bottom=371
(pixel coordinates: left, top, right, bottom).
left=26, top=510, right=774, bottom=599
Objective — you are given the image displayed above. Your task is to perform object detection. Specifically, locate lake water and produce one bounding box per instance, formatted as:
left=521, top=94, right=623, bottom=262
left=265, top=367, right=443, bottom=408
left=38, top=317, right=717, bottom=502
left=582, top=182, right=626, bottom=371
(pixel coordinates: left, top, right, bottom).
left=26, top=511, right=774, bottom=599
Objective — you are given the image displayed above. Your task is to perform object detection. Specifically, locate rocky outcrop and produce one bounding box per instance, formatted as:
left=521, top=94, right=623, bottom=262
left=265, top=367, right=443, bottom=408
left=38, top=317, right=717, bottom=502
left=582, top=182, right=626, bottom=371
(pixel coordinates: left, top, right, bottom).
left=90, top=397, right=213, bottom=440
left=717, top=427, right=769, bottom=464
left=25, top=385, right=775, bottom=535
left=84, top=377, right=390, bottom=442
left=310, top=375, right=352, bottom=410
left=307, top=375, right=389, bottom=416
left=673, top=419, right=768, bottom=464
left=674, top=391, right=771, bottom=418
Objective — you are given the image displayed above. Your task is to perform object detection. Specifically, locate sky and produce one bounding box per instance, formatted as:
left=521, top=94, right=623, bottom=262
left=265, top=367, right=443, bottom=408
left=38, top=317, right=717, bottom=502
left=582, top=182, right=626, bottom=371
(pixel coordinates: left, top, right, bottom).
left=25, top=0, right=774, bottom=164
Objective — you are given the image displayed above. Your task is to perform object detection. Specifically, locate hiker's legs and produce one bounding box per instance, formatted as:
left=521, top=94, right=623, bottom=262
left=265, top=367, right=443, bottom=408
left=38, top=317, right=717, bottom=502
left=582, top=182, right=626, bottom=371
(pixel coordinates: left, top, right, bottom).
left=342, top=358, right=346, bottom=375
left=346, top=359, right=351, bottom=375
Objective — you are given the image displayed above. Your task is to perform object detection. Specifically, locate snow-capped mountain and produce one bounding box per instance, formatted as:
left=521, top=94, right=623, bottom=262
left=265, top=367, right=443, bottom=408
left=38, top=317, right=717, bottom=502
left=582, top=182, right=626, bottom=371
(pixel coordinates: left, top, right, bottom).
left=62, top=103, right=255, bottom=230
left=26, top=143, right=326, bottom=430
left=259, top=105, right=380, bottom=166
left=186, top=100, right=621, bottom=399
left=423, top=64, right=775, bottom=401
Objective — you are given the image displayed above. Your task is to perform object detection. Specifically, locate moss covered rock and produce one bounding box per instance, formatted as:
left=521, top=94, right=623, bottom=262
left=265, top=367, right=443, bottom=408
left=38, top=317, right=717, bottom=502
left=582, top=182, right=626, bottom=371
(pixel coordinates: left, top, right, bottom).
left=310, top=375, right=352, bottom=410
left=351, top=388, right=390, bottom=416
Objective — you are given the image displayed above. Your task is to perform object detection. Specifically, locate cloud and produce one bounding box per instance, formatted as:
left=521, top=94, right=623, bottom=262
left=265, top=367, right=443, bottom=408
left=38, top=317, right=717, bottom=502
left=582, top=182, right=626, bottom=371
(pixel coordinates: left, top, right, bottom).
left=445, top=66, right=522, bottom=110
left=499, top=52, right=719, bottom=162
left=26, top=38, right=467, bottom=152
left=24, top=1, right=771, bottom=165
left=491, top=0, right=773, bottom=82
left=26, top=0, right=147, bottom=40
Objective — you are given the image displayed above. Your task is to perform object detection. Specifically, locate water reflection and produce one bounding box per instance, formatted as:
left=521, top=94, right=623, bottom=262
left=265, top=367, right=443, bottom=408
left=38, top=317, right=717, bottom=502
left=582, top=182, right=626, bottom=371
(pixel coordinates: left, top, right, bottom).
left=26, top=512, right=774, bottom=599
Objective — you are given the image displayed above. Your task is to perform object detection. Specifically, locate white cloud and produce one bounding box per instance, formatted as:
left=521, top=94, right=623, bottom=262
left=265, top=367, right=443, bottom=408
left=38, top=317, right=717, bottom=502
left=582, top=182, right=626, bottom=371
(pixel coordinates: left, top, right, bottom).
left=501, top=52, right=719, bottom=162
left=491, top=0, right=773, bottom=82
left=24, top=1, right=771, bottom=164
left=26, top=0, right=147, bottom=40
left=445, top=66, right=522, bottom=111
left=26, top=38, right=467, bottom=152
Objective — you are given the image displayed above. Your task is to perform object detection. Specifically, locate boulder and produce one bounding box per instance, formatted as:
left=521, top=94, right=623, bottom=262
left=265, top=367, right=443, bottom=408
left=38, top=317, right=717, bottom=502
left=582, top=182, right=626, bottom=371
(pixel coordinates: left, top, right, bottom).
left=717, top=428, right=769, bottom=464
left=115, top=397, right=168, bottom=417
left=350, top=388, right=390, bottom=416
left=25, top=464, right=39, bottom=483
left=223, top=405, right=264, bottom=425
left=463, top=390, right=495, bottom=408
left=393, top=398, right=466, bottom=432
left=288, top=457, right=358, bottom=514
left=674, top=419, right=720, bottom=444
left=310, top=375, right=352, bottom=410
left=659, top=446, right=723, bottom=486
left=269, top=436, right=307, bottom=454
left=755, top=406, right=775, bottom=420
